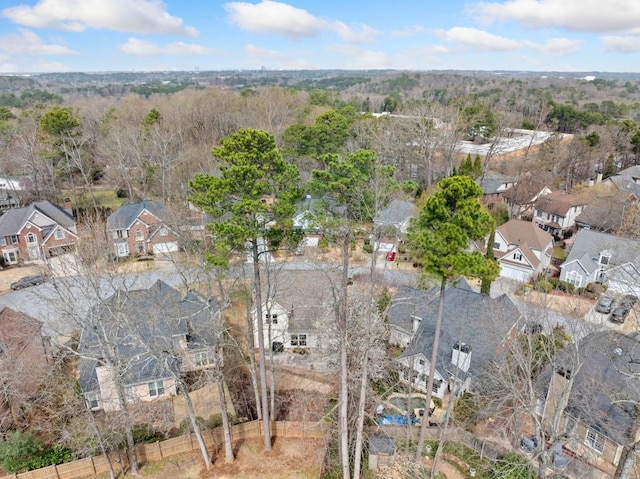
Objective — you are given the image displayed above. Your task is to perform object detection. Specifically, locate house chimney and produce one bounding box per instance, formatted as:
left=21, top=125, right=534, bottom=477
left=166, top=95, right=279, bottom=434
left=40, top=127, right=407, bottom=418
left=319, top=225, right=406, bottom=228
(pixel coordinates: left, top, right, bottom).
left=596, top=172, right=603, bottom=184
left=63, top=197, right=73, bottom=216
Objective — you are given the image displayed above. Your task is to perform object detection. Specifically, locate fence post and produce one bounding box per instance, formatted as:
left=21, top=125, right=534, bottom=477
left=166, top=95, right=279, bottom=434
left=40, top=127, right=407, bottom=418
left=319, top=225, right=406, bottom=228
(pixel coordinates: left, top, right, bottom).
left=54, top=464, right=60, bottom=479
left=157, top=441, right=163, bottom=459
left=480, top=440, right=485, bottom=460
left=90, top=456, right=97, bottom=475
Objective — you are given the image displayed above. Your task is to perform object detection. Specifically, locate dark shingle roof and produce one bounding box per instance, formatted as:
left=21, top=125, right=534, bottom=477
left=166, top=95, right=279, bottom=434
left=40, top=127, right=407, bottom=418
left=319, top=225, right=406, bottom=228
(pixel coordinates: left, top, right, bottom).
left=539, top=331, right=640, bottom=444
left=477, top=172, right=516, bottom=195
left=391, top=278, right=521, bottom=380
left=106, top=200, right=166, bottom=231
left=0, top=201, right=75, bottom=236
left=561, top=229, right=640, bottom=275
left=373, top=199, right=417, bottom=227
left=78, top=280, right=216, bottom=393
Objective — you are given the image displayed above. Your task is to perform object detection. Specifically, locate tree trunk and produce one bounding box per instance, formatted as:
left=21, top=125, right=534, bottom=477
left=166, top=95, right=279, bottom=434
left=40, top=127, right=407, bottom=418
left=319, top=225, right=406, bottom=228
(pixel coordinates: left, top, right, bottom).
left=244, top=295, right=262, bottom=420
left=252, top=240, right=272, bottom=451
left=614, top=444, right=637, bottom=479
left=178, top=379, right=212, bottom=469
left=415, top=277, right=447, bottom=461
left=216, top=374, right=235, bottom=463
left=339, top=231, right=351, bottom=479
left=352, top=349, right=369, bottom=479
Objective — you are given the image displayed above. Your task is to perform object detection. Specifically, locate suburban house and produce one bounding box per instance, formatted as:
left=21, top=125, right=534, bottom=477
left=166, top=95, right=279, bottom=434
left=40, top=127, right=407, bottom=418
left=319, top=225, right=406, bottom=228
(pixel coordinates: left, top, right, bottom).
left=78, top=280, right=219, bottom=413
left=0, top=307, right=52, bottom=430
left=574, top=188, right=629, bottom=233
left=388, top=279, right=522, bottom=398
left=250, top=270, right=336, bottom=353
left=502, top=181, right=552, bottom=219
left=559, top=229, right=640, bottom=294
left=106, top=201, right=179, bottom=258
left=475, top=219, right=554, bottom=282
left=0, top=200, right=78, bottom=265
left=292, top=195, right=324, bottom=249
left=533, top=191, right=586, bottom=236
left=606, top=165, right=640, bottom=199
left=477, top=172, right=517, bottom=210
left=538, top=331, right=640, bottom=476
left=372, top=199, right=418, bottom=255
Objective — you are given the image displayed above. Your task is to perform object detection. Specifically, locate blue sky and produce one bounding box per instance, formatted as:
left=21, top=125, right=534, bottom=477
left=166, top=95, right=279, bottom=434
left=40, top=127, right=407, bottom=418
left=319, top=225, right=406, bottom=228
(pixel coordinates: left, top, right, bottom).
left=0, top=0, right=639, bottom=73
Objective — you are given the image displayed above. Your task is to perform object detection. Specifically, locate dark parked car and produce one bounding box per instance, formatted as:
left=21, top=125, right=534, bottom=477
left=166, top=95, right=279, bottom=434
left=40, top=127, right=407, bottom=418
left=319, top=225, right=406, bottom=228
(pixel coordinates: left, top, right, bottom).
left=10, top=274, right=46, bottom=290
left=610, top=306, right=630, bottom=323
left=596, top=296, right=615, bottom=314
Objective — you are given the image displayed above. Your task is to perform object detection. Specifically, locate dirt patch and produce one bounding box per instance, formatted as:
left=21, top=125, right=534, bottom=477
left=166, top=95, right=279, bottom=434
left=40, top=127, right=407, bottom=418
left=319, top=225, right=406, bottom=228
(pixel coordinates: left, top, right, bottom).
left=124, top=437, right=326, bottom=479
left=517, top=290, right=594, bottom=317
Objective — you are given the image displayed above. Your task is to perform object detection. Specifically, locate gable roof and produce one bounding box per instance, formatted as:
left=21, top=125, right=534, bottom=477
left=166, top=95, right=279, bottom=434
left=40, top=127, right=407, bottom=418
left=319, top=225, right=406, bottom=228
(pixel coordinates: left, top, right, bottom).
left=498, top=219, right=554, bottom=251
left=0, top=201, right=75, bottom=236
left=374, top=199, right=417, bottom=227
left=106, top=200, right=166, bottom=231
left=561, top=229, right=640, bottom=275
left=539, top=331, right=640, bottom=445
left=574, top=190, right=628, bottom=233
left=78, top=280, right=216, bottom=392
left=534, top=191, right=584, bottom=217
left=477, top=172, right=516, bottom=195
left=390, top=278, right=521, bottom=380
left=502, top=182, right=550, bottom=204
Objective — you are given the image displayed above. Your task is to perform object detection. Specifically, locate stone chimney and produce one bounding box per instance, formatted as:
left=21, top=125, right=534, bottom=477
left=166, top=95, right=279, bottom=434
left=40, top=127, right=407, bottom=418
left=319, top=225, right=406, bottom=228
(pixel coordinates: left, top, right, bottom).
left=63, top=197, right=73, bottom=216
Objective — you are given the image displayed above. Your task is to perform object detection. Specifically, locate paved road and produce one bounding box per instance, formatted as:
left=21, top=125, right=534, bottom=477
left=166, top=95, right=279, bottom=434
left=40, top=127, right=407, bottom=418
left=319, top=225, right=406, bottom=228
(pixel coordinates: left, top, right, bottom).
left=0, top=257, right=419, bottom=343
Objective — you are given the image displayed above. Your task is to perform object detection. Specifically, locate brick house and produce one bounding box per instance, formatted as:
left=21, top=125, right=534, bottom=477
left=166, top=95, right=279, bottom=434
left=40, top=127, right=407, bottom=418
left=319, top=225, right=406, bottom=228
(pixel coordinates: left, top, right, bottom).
left=106, top=201, right=179, bottom=258
left=0, top=200, right=77, bottom=265
left=0, top=307, right=52, bottom=429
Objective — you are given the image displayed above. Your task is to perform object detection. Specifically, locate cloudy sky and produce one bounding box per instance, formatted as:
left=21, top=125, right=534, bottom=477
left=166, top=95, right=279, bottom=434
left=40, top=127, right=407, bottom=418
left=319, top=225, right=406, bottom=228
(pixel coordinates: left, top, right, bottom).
left=0, top=0, right=639, bottom=73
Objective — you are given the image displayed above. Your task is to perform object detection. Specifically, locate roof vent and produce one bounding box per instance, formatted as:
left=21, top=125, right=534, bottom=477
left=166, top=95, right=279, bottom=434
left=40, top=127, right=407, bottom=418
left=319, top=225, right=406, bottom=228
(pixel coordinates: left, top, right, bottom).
left=614, top=347, right=623, bottom=356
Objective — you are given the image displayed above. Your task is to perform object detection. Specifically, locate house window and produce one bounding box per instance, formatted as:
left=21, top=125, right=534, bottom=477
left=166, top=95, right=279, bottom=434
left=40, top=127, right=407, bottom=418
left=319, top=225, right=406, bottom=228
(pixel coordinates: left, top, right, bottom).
left=116, top=229, right=128, bottom=239
left=493, top=242, right=500, bottom=249
left=10, top=235, right=17, bottom=244
left=148, top=380, right=165, bottom=397
left=536, top=210, right=542, bottom=217
left=137, top=242, right=145, bottom=254
left=419, top=359, right=425, bottom=366
left=265, top=313, right=278, bottom=324
left=0, top=237, right=5, bottom=246
left=513, top=252, right=523, bottom=261
left=546, top=213, right=550, bottom=220
left=584, top=428, right=605, bottom=453
left=566, top=271, right=582, bottom=288
left=85, top=392, right=99, bottom=409
left=160, top=227, right=168, bottom=236
left=290, top=334, right=307, bottom=347
left=599, top=252, right=611, bottom=266
left=55, top=229, right=65, bottom=240
left=402, top=368, right=410, bottom=381
left=135, top=229, right=143, bottom=240
left=433, top=379, right=443, bottom=393
left=26, top=233, right=36, bottom=244
left=195, top=351, right=212, bottom=367
left=3, top=250, right=17, bottom=264
left=125, top=386, right=135, bottom=402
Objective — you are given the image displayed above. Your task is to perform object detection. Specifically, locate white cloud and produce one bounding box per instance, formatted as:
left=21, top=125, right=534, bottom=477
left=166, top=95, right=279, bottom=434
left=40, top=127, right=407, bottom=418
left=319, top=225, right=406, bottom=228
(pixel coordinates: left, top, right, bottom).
left=0, top=28, right=78, bottom=55
left=471, top=0, right=640, bottom=34
left=2, top=0, right=199, bottom=37
left=601, top=35, right=640, bottom=53
left=435, top=27, right=521, bottom=51
left=225, top=1, right=377, bottom=43
left=524, top=37, right=583, bottom=56
left=119, top=38, right=213, bottom=56
left=32, top=60, right=68, bottom=72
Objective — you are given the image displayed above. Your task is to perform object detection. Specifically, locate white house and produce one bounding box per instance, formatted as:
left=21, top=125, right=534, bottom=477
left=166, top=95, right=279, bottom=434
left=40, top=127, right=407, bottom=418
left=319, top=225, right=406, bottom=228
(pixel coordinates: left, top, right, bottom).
left=482, top=219, right=554, bottom=282
left=533, top=191, right=586, bottom=236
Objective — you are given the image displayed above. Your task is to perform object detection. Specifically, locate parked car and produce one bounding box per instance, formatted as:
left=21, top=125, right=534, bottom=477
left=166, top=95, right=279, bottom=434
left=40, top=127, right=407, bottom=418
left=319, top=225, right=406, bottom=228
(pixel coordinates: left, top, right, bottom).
left=10, top=274, right=46, bottom=290
left=596, top=296, right=615, bottom=314
left=610, top=306, right=630, bottom=324
left=621, top=294, right=638, bottom=309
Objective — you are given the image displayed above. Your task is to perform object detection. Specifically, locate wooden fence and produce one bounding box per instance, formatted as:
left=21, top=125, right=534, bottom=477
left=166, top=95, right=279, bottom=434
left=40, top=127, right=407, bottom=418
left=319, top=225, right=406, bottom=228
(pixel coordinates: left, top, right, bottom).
left=2, top=421, right=329, bottom=479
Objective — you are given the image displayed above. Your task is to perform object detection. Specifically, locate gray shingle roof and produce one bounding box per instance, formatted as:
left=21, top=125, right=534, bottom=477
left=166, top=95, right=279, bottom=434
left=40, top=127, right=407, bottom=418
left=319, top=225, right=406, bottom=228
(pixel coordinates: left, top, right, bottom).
left=390, top=278, right=521, bottom=380
left=561, top=229, right=640, bottom=275
left=106, top=200, right=166, bottom=231
left=539, top=331, right=640, bottom=444
left=477, top=172, right=516, bottom=195
left=373, top=199, right=417, bottom=227
left=78, top=280, right=217, bottom=393
left=0, top=201, right=75, bottom=236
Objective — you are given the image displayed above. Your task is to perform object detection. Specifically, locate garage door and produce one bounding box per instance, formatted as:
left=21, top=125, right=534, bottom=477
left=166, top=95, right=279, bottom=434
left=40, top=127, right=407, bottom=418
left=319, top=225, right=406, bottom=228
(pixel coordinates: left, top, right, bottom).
left=152, top=242, right=179, bottom=254
left=500, top=265, right=532, bottom=283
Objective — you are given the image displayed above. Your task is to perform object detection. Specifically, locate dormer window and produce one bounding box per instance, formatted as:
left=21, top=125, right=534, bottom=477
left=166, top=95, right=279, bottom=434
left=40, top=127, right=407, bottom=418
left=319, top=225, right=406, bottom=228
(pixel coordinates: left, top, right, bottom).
left=599, top=251, right=611, bottom=266
left=513, top=252, right=523, bottom=261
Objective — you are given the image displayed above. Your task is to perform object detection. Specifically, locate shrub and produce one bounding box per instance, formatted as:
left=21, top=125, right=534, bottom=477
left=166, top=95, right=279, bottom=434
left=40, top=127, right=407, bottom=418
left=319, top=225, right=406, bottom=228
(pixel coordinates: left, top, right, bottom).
left=29, top=445, right=73, bottom=469
left=0, top=431, right=43, bottom=473
left=534, top=280, right=553, bottom=293
left=131, top=423, right=163, bottom=443
left=549, top=278, right=560, bottom=289
left=362, top=244, right=373, bottom=254
left=491, top=452, right=536, bottom=478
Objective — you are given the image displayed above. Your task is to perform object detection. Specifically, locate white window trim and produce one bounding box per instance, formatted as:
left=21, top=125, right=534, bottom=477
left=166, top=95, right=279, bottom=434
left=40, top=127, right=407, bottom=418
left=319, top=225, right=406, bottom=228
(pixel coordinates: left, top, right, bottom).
left=55, top=229, right=65, bottom=240
left=584, top=427, right=605, bottom=454
left=148, top=380, right=165, bottom=397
